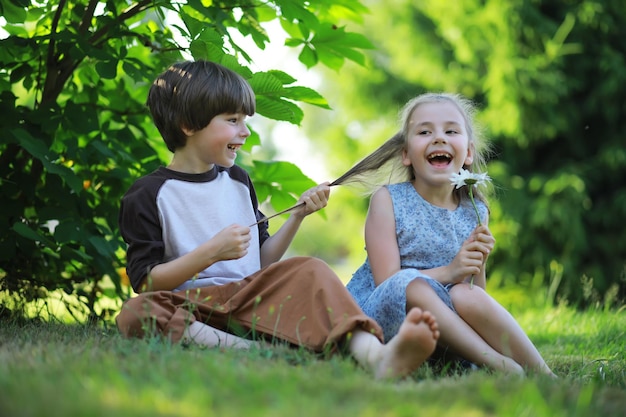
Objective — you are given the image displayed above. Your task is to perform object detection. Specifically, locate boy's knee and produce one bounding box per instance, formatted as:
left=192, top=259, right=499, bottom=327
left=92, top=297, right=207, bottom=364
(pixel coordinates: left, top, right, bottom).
left=116, top=297, right=150, bottom=338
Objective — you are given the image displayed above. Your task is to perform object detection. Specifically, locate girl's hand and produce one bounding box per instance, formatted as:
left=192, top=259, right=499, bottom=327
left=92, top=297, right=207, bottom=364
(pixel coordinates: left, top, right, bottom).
left=210, top=224, right=251, bottom=261
left=470, top=225, right=495, bottom=265
left=448, top=237, right=485, bottom=283
left=294, top=182, right=330, bottom=217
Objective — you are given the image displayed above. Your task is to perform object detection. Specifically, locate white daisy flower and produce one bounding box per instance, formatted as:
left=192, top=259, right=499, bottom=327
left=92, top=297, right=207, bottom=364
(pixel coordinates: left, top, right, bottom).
left=450, top=168, right=491, bottom=189
left=450, top=168, right=492, bottom=289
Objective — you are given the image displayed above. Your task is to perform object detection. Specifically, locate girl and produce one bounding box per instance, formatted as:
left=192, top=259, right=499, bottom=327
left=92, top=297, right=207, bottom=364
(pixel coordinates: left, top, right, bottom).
left=344, top=93, right=555, bottom=376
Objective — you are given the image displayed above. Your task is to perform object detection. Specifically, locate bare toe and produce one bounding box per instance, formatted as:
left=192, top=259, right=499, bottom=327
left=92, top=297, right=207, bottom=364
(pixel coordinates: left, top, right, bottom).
left=375, top=309, right=438, bottom=379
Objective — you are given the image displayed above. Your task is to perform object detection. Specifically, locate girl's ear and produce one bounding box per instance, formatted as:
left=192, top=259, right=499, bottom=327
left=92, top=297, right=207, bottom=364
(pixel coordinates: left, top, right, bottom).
left=464, top=141, right=475, bottom=166
left=401, top=147, right=412, bottom=167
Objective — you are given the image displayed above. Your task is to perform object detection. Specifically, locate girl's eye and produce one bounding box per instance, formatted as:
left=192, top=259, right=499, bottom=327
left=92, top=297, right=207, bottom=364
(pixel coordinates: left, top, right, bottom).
left=446, top=130, right=459, bottom=134
left=418, top=130, right=430, bottom=135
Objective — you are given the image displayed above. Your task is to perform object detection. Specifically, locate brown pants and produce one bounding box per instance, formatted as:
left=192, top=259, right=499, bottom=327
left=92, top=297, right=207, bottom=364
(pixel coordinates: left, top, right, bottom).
left=116, top=257, right=383, bottom=352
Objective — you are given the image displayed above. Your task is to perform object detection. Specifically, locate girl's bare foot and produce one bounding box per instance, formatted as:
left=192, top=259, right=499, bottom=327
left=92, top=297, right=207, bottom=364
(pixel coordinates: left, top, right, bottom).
left=374, top=307, right=439, bottom=379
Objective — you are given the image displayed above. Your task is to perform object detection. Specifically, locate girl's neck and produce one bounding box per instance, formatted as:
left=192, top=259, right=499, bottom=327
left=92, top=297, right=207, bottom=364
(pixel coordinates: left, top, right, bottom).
left=411, top=180, right=458, bottom=210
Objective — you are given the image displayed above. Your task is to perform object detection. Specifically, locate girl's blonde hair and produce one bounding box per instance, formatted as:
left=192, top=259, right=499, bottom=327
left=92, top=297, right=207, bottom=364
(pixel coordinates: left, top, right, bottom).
left=331, top=93, right=492, bottom=205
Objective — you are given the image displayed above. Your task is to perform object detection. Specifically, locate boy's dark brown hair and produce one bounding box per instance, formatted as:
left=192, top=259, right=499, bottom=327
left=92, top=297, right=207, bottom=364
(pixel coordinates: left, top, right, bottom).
left=147, top=60, right=256, bottom=152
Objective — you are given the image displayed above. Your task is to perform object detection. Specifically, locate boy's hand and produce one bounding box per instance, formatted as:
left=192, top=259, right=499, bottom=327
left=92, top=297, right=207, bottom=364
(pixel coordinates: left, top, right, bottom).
left=211, top=224, right=251, bottom=261
left=294, top=182, right=330, bottom=217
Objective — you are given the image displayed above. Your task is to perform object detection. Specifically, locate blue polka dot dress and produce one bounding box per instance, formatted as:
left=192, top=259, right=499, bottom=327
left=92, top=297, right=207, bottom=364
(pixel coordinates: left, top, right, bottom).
left=346, top=181, right=488, bottom=342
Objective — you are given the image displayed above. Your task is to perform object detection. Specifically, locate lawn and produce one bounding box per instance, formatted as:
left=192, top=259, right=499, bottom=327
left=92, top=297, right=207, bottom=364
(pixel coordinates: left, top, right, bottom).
left=0, top=303, right=624, bottom=417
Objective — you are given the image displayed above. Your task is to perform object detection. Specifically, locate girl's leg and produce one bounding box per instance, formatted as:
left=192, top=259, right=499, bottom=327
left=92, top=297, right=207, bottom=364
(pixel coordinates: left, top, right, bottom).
left=450, top=284, right=556, bottom=377
left=349, top=307, right=439, bottom=379
left=406, top=279, right=524, bottom=375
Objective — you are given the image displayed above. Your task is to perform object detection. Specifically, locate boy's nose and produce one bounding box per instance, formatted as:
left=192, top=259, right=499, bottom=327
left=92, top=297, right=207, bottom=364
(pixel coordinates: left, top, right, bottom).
left=240, top=123, right=251, bottom=137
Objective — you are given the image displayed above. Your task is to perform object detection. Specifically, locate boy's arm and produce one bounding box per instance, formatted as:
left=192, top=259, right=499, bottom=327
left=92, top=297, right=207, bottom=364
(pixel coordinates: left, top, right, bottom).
left=259, top=183, right=330, bottom=267
left=140, top=224, right=252, bottom=292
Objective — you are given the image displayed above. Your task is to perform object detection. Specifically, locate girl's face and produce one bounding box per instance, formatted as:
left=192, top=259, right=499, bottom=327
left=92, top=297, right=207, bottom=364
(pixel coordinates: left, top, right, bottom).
left=402, top=101, right=474, bottom=188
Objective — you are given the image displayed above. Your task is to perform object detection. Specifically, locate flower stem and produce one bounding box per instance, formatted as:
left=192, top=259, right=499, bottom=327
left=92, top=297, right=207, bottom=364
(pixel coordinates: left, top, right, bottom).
left=468, top=186, right=481, bottom=288
left=469, top=187, right=482, bottom=226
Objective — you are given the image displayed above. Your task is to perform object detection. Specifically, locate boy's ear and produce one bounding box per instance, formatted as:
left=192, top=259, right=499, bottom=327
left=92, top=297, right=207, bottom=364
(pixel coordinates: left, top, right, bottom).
left=181, top=126, right=195, bottom=136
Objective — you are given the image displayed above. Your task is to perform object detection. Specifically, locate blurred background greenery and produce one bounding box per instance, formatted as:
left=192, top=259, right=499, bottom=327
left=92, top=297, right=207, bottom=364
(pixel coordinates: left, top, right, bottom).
left=1, top=0, right=624, bottom=322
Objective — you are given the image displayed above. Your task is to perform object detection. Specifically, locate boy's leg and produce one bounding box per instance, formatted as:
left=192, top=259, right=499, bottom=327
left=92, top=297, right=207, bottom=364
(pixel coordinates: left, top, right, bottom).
left=183, top=321, right=260, bottom=349
left=219, top=256, right=385, bottom=352
left=349, top=307, right=439, bottom=379
left=116, top=288, right=248, bottom=345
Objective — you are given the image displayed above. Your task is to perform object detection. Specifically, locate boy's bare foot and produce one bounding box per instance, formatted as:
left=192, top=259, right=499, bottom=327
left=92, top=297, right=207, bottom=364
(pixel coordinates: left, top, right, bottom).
left=374, top=307, right=439, bottom=379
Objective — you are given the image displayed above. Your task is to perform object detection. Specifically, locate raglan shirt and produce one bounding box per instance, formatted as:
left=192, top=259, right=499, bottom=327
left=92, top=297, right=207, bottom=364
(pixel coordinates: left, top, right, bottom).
left=119, top=165, right=270, bottom=293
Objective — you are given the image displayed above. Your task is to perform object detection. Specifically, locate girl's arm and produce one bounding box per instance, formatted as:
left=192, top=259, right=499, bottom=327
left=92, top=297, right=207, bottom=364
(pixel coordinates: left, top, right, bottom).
left=259, top=183, right=330, bottom=267
left=365, top=187, right=403, bottom=286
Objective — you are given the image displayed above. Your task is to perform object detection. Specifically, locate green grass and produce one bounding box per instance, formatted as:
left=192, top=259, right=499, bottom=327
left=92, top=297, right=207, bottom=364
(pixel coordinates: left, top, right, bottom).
left=0, top=304, right=624, bottom=417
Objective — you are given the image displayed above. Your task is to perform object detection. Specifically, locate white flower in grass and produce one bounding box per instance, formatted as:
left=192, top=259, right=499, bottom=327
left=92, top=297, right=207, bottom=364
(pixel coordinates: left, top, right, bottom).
left=450, top=168, right=492, bottom=288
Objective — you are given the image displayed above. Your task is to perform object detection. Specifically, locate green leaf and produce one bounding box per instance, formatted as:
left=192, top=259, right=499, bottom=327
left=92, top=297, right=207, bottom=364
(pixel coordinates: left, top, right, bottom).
left=13, top=222, right=57, bottom=249
left=298, top=45, right=318, bottom=68
left=263, top=70, right=297, bottom=85
left=248, top=71, right=285, bottom=94
left=255, top=96, right=303, bottom=124
left=54, top=220, right=83, bottom=244
left=253, top=160, right=317, bottom=191
left=1, top=0, right=27, bottom=24
left=309, top=24, right=373, bottom=69
left=12, top=128, right=83, bottom=193
left=251, top=160, right=317, bottom=210
left=280, top=18, right=304, bottom=39
left=95, top=60, right=119, bottom=79
left=89, top=235, right=115, bottom=257
left=282, top=86, right=330, bottom=109
left=276, top=0, right=319, bottom=28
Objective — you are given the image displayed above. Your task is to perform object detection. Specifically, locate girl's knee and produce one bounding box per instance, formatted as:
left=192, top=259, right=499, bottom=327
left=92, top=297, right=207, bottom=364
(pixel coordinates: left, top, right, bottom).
left=406, top=278, right=435, bottom=302
left=450, top=284, right=491, bottom=316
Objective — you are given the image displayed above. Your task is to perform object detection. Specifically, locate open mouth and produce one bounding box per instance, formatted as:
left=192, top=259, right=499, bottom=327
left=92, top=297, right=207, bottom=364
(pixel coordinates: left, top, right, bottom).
left=427, top=152, right=452, bottom=167
left=227, top=144, right=240, bottom=151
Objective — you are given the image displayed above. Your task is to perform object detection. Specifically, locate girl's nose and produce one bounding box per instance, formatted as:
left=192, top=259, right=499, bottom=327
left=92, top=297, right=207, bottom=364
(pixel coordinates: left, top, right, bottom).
left=433, top=133, right=447, bottom=143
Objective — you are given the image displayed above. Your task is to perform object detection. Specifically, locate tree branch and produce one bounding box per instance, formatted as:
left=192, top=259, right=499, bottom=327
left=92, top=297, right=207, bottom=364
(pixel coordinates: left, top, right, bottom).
left=89, top=0, right=153, bottom=46
left=78, top=0, right=100, bottom=34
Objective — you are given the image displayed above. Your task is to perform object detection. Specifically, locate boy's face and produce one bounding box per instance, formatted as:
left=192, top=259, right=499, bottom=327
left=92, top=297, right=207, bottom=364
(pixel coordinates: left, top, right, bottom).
left=183, top=112, right=250, bottom=168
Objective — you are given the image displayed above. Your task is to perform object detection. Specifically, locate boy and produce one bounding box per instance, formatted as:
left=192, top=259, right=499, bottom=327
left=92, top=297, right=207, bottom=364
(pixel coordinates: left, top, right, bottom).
left=116, top=60, right=439, bottom=379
